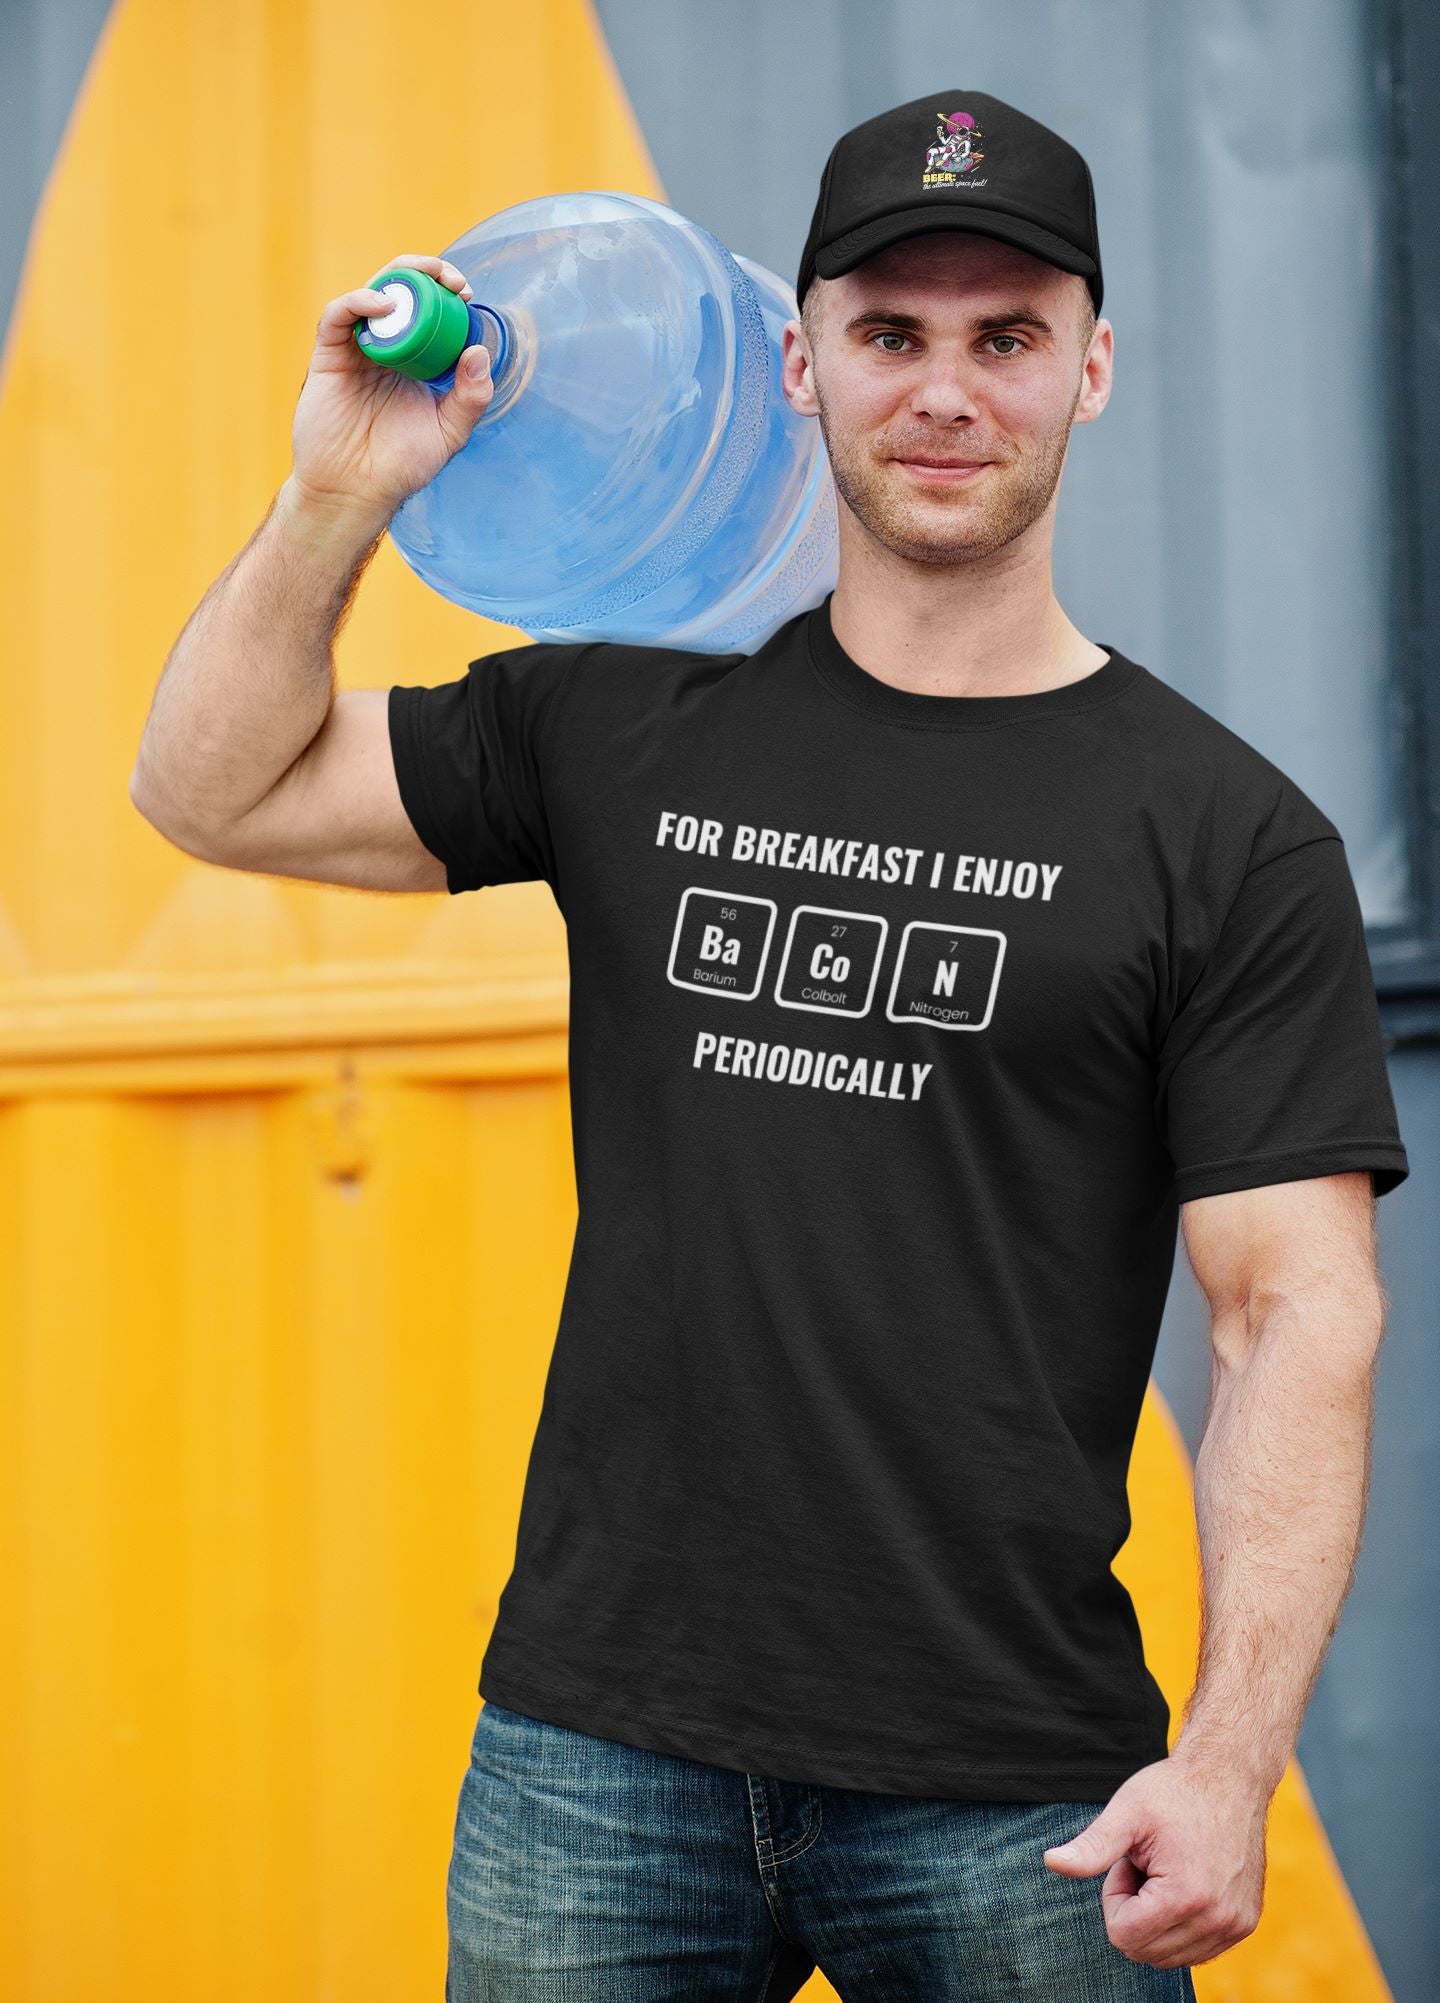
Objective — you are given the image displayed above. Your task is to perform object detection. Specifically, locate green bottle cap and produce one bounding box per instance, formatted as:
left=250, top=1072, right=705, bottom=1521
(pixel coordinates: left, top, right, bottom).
left=354, top=268, right=471, bottom=381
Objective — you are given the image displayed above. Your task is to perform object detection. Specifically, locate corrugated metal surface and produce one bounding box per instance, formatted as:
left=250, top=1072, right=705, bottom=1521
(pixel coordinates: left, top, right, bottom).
left=0, top=0, right=1430, bottom=1997
left=0, top=1060, right=577, bottom=1996
left=0, top=1, right=654, bottom=1996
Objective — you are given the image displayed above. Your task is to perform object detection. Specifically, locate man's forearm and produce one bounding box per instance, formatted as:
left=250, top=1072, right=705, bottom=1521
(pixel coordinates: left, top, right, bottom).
left=130, top=479, right=392, bottom=843
left=1171, top=1289, right=1382, bottom=1798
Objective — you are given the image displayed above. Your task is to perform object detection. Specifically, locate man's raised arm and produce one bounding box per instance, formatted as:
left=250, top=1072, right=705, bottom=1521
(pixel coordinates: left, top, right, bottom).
left=129, top=253, right=494, bottom=893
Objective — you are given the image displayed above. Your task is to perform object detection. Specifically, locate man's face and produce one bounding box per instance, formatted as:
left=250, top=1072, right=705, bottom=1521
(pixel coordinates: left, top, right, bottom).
left=783, top=233, right=1110, bottom=567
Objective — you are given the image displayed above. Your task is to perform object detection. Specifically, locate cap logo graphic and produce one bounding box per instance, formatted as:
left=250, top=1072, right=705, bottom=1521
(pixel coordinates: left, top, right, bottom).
left=922, top=110, right=988, bottom=189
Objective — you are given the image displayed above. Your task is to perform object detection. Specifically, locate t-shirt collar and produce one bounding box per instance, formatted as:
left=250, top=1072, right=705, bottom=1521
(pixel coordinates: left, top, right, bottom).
left=805, top=593, right=1140, bottom=729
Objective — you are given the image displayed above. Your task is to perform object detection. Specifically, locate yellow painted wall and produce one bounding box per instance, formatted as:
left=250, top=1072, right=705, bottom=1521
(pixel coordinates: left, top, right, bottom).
left=0, top=0, right=1395, bottom=1996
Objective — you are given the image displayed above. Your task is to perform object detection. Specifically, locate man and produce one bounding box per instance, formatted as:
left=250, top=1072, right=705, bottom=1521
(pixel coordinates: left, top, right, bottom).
left=131, top=88, right=1407, bottom=2002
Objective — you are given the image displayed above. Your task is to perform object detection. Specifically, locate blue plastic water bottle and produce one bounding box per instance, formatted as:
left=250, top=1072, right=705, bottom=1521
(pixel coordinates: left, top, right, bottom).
left=354, top=192, right=838, bottom=654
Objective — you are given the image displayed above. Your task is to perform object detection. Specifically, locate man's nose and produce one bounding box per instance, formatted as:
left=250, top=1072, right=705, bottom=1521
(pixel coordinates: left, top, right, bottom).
left=908, top=360, right=981, bottom=424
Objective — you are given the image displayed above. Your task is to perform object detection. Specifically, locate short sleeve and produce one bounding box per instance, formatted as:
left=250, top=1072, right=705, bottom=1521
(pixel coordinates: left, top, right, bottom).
left=387, top=642, right=583, bottom=894
left=1156, top=834, right=1408, bottom=1201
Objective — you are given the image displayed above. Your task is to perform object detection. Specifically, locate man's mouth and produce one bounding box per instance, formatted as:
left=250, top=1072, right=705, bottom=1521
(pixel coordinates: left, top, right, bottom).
left=892, top=456, right=993, bottom=482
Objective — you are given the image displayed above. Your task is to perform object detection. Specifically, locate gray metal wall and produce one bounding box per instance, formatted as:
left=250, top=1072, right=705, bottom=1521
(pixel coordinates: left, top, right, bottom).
left=591, top=0, right=1437, bottom=1994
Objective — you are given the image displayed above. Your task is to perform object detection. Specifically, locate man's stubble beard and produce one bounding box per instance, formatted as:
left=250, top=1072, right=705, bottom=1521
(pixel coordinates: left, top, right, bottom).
left=813, top=379, right=1081, bottom=567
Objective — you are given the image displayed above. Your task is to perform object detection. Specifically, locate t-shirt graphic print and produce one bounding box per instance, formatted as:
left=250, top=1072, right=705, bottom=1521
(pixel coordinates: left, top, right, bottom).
left=388, top=595, right=1408, bottom=1800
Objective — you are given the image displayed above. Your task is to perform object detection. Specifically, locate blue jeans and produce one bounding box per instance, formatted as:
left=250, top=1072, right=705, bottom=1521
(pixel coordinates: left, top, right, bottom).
left=445, top=1700, right=1198, bottom=2001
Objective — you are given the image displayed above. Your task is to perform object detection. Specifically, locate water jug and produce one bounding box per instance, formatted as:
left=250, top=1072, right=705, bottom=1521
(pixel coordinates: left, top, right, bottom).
left=354, top=192, right=838, bottom=654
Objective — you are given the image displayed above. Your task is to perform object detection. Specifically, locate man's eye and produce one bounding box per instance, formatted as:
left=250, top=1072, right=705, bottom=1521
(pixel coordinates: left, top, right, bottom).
left=988, top=334, right=1026, bottom=356
left=872, top=331, right=912, bottom=353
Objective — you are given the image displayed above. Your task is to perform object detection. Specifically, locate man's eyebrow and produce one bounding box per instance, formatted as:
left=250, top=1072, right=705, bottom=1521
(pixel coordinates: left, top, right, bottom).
left=841, top=305, right=1056, bottom=337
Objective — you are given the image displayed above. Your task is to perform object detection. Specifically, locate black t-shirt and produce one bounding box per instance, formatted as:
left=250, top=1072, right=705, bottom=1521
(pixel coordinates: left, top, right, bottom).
left=388, top=596, right=1408, bottom=1802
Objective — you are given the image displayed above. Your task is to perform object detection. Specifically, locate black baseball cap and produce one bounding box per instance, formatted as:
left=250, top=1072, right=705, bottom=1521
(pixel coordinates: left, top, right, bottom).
left=797, top=91, right=1103, bottom=317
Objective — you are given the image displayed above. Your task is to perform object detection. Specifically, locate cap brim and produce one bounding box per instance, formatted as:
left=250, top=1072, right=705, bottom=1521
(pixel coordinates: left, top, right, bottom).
left=814, top=204, right=1097, bottom=283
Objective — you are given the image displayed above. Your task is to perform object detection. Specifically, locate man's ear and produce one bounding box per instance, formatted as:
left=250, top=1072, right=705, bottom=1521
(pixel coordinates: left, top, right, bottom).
left=782, top=319, right=820, bottom=418
left=1071, top=316, right=1114, bottom=428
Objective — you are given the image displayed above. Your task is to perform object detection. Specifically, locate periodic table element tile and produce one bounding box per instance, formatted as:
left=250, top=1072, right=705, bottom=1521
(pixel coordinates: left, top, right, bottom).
left=667, top=887, right=778, bottom=1001
left=886, top=921, right=1007, bottom=1032
left=774, top=905, right=888, bottom=1017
